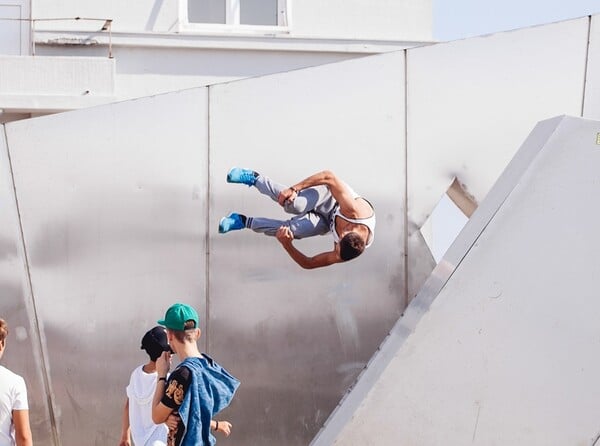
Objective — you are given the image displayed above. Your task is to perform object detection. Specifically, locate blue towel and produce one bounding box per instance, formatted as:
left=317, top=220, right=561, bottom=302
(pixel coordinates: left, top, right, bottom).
left=177, top=355, right=240, bottom=445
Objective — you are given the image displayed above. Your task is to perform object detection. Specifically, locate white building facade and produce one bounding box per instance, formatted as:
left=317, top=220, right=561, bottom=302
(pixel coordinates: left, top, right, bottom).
left=0, top=0, right=433, bottom=122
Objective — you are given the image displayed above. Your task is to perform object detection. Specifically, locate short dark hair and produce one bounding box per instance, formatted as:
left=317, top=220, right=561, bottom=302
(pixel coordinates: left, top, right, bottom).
left=339, top=232, right=365, bottom=261
left=0, top=319, right=7, bottom=344
left=170, top=320, right=197, bottom=343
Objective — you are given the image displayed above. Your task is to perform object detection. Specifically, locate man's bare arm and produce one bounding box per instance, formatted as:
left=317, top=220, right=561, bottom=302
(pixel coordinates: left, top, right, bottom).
left=279, top=170, right=364, bottom=217
left=276, top=227, right=342, bottom=269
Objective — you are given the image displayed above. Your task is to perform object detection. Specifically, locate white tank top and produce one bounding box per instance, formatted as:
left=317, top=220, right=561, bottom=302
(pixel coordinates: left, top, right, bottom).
left=330, top=185, right=375, bottom=247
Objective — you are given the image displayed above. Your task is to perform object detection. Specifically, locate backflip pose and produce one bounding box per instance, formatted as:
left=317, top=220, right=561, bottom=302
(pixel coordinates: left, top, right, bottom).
left=219, top=168, right=375, bottom=269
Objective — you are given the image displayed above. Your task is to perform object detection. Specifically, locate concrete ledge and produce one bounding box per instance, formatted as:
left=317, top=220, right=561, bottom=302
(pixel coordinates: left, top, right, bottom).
left=0, top=94, right=116, bottom=113
left=35, top=30, right=434, bottom=54
left=0, top=55, right=115, bottom=111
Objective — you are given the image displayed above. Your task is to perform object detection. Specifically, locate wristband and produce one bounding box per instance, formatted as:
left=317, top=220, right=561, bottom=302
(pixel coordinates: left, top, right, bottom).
left=158, top=377, right=167, bottom=382
left=215, top=420, right=219, bottom=431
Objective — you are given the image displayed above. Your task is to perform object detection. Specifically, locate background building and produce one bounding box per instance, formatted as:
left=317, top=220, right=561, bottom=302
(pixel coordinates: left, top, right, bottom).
left=0, top=0, right=432, bottom=123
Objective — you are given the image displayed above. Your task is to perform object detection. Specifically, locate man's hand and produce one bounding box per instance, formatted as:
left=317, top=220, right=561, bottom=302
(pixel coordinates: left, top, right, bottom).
left=277, top=187, right=297, bottom=206
left=216, top=420, right=233, bottom=437
left=156, top=351, right=171, bottom=378
left=118, top=438, right=131, bottom=446
left=166, top=413, right=180, bottom=430
left=276, top=226, right=294, bottom=245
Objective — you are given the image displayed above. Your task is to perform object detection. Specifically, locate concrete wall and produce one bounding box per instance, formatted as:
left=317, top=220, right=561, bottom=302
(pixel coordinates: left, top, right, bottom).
left=4, top=90, right=208, bottom=445
left=32, top=0, right=432, bottom=41
left=0, top=55, right=115, bottom=111
left=583, top=15, right=600, bottom=119
left=209, top=51, right=406, bottom=443
left=0, top=0, right=30, bottom=55
left=1, top=51, right=408, bottom=446
left=312, top=116, right=600, bottom=445
left=406, top=17, right=590, bottom=299
left=32, top=0, right=179, bottom=33
left=36, top=45, right=359, bottom=102
left=291, top=0, right=432, bottom=41
left=0, top=124, right=56, bottom=445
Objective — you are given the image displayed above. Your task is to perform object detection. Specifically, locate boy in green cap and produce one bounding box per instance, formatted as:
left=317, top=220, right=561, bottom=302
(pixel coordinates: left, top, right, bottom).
left=151, top=303, right=240, bottom=446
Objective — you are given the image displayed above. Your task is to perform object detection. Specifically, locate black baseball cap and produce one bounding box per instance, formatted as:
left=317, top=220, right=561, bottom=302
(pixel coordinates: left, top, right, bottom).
left=141, top=326, right=173, bottom=361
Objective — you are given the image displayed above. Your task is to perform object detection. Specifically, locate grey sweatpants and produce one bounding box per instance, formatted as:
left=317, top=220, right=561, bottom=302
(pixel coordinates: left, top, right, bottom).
left=247, top=175, right=337, bottom=239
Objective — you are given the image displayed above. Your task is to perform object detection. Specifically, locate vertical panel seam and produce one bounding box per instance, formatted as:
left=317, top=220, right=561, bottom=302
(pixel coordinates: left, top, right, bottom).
left=3, top=125, right=60, bottom=445
left=581, top=15, right=592, bottom=117
left=403, top=49, right=409, bottom=311
left=205, top=86, right=211, bottom=353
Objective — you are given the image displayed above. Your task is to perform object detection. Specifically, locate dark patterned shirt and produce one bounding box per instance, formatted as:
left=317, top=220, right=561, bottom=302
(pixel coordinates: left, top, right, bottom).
left=161, top=366, right=191, bottom=446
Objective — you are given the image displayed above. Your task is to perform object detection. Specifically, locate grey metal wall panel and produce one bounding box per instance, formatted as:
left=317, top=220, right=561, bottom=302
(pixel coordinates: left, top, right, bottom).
left=209, top=51, right=406, bottom=445
left=313, top=116, right=600, bottom=445
left=0, top=125, right=55, bottom=444
left=5, top=89, right=209, bottom=445
left=37, top=45, right=361, bottom=102
left=584, top=15, right=600, bottom=119
left=406, top=18, right=589, bottom=298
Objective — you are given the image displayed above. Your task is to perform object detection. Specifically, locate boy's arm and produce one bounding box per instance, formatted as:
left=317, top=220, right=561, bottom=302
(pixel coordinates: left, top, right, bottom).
left=13, top=409, right=33, bottom=446
left=152, top=352, right=173, bottom=424
left=212, top=420, right=232, bottom=437
left=152, top=382, right=173, bottom=424
left=119, top=399, right=131, bottom=446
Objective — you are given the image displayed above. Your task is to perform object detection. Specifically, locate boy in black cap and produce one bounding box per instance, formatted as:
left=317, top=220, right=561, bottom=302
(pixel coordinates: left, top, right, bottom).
left=120, top=326, right=173, bottom=446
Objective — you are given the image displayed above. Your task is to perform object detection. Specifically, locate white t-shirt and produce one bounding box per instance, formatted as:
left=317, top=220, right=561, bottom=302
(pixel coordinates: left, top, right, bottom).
left=0, top=365, right=29, bottom=446
left=126, top=365, right=168, bottom=446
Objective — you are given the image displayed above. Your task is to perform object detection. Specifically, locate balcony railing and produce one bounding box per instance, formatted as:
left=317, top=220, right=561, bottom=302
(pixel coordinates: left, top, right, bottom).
left=0, top=17, right=113, bottom=57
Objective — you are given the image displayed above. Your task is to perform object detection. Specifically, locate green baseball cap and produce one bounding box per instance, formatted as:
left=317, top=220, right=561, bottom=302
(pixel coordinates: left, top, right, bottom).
left=157, top=303, right=199, bottom=331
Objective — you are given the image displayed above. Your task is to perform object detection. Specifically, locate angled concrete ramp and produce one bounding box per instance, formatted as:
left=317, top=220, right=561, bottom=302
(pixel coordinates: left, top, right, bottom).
left=311, top=115, right=600, bottom=445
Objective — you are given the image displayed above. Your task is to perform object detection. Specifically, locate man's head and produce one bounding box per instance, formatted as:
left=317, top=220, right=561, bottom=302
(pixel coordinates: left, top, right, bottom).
left=0, top=319, right=7, bottom=360
left=339, top=232, right=365, bottom=261
left=157, top=303, right=200, bottom=346
left=141, top=326, right=173, bottom=362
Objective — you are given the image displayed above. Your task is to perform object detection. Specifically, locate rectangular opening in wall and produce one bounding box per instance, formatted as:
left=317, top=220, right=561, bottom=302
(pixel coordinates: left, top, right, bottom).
left=188, top=0, right=226, bottom=24
left=422, top=178, right=476, bottom=263
left=240, top=0, right=277, bottom=25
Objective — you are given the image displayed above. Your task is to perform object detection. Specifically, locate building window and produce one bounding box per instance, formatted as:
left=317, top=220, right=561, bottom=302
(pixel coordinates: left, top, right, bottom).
left=189, top=0, right=226, bottom=24
left=182, top=0, right=289, bottom=32
left=240, top=0, right=278, bottom=26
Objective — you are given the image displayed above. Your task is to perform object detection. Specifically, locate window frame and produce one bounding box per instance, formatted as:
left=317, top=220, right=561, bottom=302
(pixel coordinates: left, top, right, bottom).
left=178, top=0, right=290, bottom=34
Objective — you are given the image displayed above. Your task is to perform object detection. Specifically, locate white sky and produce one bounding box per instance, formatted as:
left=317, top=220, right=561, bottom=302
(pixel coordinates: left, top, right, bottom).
left=434, top=0, right=600, bottom=41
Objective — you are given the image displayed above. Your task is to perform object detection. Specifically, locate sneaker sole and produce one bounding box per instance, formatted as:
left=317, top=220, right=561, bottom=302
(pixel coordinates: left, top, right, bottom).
left=218, top=217, right=228, bottom=233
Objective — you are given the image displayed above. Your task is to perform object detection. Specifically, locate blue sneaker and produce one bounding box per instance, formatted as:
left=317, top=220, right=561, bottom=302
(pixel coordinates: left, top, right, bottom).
left=219, top=213, right=247, bottom=234
left=227, top=167, right=257, bottom=186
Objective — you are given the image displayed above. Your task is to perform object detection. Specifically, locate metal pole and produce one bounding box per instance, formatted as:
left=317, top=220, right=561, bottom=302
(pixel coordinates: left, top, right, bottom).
left=31, top=19, right=35, bottom=56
